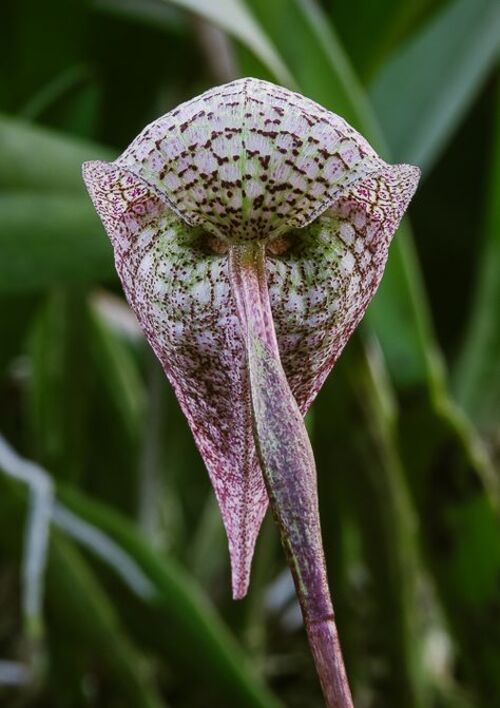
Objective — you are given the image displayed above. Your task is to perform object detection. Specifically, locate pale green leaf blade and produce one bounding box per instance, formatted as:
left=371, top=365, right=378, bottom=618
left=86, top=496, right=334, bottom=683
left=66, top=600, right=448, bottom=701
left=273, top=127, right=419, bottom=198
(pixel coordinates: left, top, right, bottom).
left=371, top=0, right=500, bottom=173
left=59, top=485, right=283, bottom=708
left=0, top=193, right=114, bottom=292
left=0, top=114, right=111, bottom=193
left=332, top=0, right=452, bottom=82
left=454, top=86, right=500, bottom=427
left=162, top=0, right=294, bottom=87
left=88, top=303, right=146, bottom=444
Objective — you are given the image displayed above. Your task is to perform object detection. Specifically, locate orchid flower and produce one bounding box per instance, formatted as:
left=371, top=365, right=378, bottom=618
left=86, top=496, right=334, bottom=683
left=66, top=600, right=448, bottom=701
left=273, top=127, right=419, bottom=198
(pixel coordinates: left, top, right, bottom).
left=83, top=78, right=419, bottom=707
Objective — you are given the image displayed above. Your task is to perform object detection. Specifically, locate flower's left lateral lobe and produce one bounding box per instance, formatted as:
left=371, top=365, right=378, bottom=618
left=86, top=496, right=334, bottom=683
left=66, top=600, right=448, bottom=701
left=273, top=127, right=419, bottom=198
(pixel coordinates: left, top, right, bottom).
left=83, top=78, right=419, bottom=600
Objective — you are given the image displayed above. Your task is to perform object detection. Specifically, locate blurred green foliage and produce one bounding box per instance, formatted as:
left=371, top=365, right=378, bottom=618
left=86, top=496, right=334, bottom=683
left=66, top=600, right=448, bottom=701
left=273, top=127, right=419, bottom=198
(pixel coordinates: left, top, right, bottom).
left=0, top=0, right=499, bottom=706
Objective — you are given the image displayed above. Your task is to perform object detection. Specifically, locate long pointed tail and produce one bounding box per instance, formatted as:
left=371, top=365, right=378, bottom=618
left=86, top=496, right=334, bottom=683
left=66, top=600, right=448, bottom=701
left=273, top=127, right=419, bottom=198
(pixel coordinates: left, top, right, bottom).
left=229, top=242, right=353, bottom=708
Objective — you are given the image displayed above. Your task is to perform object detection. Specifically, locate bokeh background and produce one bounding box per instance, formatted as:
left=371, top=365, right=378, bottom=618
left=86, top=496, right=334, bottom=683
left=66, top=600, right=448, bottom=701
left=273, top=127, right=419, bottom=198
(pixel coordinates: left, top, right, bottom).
left=0, top=0, right=499, bottom=706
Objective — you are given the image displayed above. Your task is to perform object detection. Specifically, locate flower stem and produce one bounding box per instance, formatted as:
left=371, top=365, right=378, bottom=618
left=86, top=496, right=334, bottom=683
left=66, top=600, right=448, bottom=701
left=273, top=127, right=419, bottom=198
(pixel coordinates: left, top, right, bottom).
left=229, top=243, right=353, bottom=708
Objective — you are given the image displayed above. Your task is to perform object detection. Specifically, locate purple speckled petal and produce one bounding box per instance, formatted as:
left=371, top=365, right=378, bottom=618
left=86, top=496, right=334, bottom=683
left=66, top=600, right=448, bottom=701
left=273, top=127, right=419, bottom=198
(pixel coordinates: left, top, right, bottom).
left=82, top=78, right=419, bottom=599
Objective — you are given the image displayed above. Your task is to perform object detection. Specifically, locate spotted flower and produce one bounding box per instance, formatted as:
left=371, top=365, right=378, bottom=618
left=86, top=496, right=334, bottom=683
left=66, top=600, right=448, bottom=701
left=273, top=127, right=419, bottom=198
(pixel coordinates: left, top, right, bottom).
left=83, top=77, right=419, bottom=705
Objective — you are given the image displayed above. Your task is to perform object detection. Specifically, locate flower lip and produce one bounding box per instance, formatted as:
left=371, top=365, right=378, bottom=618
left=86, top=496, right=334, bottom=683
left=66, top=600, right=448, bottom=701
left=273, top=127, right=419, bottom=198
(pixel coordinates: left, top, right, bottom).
left=116, top=77, right=384, bottom=244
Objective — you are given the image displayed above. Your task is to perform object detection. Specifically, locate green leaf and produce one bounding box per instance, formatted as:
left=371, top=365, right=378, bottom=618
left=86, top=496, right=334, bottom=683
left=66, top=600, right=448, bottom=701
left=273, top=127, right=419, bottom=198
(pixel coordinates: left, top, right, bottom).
left=398, top=399, right=500, bottom=703
left=0, top=293, right=38, bottom=376
left=161, top=0, right=295, bottom=87
left=245, top=0, right=380, bottom=134
left=48, top=535, right=166, bottom=708
left=27, top=290, right=90, bottom=480
left=1, top=0, right=87, bottom=118
left=94, top=0, right=188, bottom=34
left=332, top=0, right=452, bottom=82
left=0, top=113, right=112, bottom=193
left=88, top=303, right=147, bottom=444
left=454, top=87, right=500, bottom=428
left=0, top=193, right=114, bottom=292
left=0, top=474, right=164, bottom=708
left=0, top=435, right=54, bottom=641
left=59, top=484, right=282, bottom=708
left=367, top=226, right=445, bottom=389
left=370, top=0, right=500, bottom=173
left=314, top=336, right=425, bottom=707
left=19, top=64, right=92, bottom=121
left=188, top=494, right=227, bottom=587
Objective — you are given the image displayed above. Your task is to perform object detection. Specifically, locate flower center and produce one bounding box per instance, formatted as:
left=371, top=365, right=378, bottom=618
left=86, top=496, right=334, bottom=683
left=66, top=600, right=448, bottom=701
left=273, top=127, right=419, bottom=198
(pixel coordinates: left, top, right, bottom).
left=206, top=233, right=294, bottom=257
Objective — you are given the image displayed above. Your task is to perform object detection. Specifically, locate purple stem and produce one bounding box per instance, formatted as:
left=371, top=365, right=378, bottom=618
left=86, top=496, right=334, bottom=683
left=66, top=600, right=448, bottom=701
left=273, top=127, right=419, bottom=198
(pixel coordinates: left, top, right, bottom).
left=229, top=243, right=353, bottom=708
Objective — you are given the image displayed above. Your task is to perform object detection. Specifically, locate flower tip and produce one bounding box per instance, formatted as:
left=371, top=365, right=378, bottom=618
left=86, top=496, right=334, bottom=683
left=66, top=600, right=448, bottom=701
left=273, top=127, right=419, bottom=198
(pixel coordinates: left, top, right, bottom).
left=406, top=162, right=422, bottom=191
left=232, top=583, right=249, bottom=602
left=399, top=161, right=421, bottom=215
left=226, top=518, right=263, bottom=601
left=81, top=160, right=110, bottom=194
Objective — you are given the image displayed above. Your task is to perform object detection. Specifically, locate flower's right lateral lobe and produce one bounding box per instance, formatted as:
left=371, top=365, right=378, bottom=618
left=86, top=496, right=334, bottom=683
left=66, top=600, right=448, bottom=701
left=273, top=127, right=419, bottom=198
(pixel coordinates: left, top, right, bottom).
left=82, top=78, right=420, bottom=601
